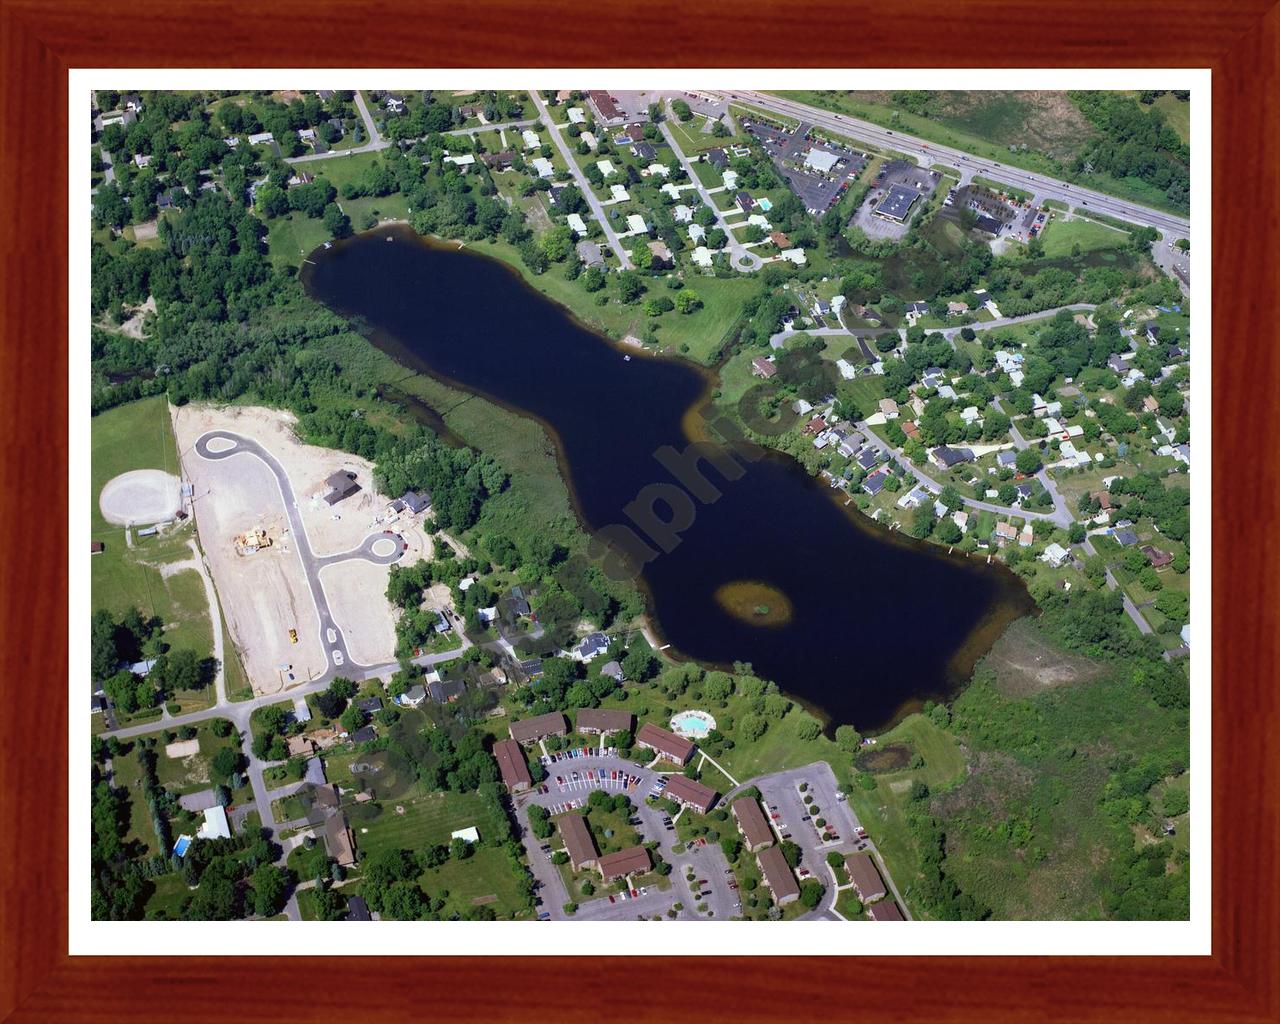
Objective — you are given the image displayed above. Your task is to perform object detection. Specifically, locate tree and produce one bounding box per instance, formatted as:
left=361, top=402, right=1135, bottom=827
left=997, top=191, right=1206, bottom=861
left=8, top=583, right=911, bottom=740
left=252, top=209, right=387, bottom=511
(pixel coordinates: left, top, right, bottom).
left=795, top=718, right=821, bottom=741
left=799, top=879, right=826, bottom=908
left=616, top=271, right=645, bottom=304
left=210, top=746, right=241, bottom=784
left=450, top=836, right=474, bottom=860
left=672, top=99, right=692, bottom=121
left=322, top=202, right=351, bottom=239
left=250, top=864, right=289, bottom=917
left=674, top=289, right=702, bottom=314
left=1015, top=447, right=1043, bottom=475
left=835, top=725, right=862, bottom=752
left=340, top=704, right=366, bottom=734
left=781, top=840, right=801, bottom=869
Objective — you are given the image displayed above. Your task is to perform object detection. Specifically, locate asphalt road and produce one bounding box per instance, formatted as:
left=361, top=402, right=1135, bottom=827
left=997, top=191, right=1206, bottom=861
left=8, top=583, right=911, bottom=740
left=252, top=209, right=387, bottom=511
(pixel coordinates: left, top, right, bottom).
left=726, top=91, right=1191, bottom=241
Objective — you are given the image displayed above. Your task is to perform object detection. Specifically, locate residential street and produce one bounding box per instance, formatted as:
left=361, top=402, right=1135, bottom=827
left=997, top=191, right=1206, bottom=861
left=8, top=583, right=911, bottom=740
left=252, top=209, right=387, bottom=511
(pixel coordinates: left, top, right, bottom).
left=658, top=117, right=762, bottom=273
left=529, top=91, right=633, bottom=270
left=854, top=426, right=1061, bottom=523
left=1080, top=536, right=1154, bottom=635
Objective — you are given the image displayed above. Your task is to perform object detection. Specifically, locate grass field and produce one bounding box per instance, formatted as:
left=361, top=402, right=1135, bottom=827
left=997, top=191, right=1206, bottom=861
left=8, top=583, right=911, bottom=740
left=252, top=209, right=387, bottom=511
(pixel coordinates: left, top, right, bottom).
left=843, top=713, right=968, bottom=918
left=1151, top=93, right=1191, bottom=145
left=265, top=212, right=332, bottom=268
left=142, top=871, right=194, bottom=920
left=1039, top=217, right=1130, bottom=258
left=91, top=397, right=219, bottom=716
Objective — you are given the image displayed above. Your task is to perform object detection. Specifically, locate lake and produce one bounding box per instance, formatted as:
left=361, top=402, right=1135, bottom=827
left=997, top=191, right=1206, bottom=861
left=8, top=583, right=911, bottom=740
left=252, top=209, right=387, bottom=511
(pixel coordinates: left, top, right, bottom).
left=303, top=227, right=1034, bottom=732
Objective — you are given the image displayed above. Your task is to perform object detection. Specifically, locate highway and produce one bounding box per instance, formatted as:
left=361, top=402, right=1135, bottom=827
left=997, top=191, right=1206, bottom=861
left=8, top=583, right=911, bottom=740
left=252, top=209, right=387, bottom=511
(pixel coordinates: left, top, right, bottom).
left=725, top=91, right=1191, bottom=241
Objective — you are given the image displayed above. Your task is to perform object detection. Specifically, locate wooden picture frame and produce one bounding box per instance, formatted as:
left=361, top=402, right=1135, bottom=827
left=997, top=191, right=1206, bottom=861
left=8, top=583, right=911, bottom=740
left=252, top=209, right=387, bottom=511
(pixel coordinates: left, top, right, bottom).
left=3, top=2, right=1275, bottom=1020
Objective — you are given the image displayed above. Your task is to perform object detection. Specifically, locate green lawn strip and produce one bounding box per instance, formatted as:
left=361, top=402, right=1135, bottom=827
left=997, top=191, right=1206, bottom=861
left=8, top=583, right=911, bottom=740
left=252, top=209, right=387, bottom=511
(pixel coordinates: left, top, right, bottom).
left=110, top=746, right=157, bottom=858
left=1039, top=217, right=1130, bottom=258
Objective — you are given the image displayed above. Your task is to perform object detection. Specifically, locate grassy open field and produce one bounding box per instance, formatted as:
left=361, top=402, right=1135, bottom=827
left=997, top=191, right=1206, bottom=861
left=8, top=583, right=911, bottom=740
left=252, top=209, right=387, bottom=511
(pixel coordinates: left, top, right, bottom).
left=1039, top=217, right=1130, bottom=258
left=1151, top=93, right=1191, bottom=145
left=265, top=212, right=331, bottom=268
left=91, top=396, right=218, bottom=716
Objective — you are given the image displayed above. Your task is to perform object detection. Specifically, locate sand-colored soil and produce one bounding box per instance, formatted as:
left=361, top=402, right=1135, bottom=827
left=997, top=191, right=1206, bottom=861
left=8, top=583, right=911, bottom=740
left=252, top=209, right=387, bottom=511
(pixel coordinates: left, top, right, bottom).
left=171, top=404, right=432, bottom=693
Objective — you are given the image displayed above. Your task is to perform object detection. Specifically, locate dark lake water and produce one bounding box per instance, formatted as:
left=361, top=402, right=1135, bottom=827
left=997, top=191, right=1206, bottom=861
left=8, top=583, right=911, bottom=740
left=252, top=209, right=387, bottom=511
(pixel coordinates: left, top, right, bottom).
left=303, top=227, right=1034, bottom=732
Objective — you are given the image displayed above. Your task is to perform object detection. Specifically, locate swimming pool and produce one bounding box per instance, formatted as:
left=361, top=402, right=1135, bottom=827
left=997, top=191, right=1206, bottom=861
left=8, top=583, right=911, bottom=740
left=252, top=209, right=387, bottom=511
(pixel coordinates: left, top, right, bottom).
left=670, top=710, right=717, bottom=738
left=757, top=197, right=773, bottom=211
left=173, top=835, right=192, bottom=858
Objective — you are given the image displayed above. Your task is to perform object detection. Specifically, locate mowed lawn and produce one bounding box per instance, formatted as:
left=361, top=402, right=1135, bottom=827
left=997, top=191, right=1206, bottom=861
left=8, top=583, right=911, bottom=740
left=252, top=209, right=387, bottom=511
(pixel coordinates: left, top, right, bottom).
left=91, top=397, right=218, bottom=715
left=352, top=789, right=531, bottom=918
left=1039, top=217, right=1130, bottom=258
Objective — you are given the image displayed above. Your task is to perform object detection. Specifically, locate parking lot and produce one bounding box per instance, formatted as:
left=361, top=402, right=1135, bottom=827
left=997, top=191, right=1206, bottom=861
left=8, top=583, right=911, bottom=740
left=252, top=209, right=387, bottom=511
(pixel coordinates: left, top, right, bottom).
left=741, top=118, right=867, bottom=214
left=516, top=749, right=746, bottom=920
left=755, top=762, right=879, bottom=913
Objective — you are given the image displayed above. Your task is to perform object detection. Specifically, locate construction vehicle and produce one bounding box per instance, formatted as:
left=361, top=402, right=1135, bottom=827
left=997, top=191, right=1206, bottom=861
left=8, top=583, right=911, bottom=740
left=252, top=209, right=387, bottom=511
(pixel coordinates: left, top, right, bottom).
left=234, top=527, right=271, bottom=555
left=289, top=628, right=298, bottom=644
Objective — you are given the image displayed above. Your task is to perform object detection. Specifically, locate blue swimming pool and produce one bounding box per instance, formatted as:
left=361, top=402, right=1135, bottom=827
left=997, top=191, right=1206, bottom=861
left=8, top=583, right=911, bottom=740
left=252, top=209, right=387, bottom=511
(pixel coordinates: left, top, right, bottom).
left=669, top=710, right=717, bottom=738
left=757, top=197, right=773, bottom=211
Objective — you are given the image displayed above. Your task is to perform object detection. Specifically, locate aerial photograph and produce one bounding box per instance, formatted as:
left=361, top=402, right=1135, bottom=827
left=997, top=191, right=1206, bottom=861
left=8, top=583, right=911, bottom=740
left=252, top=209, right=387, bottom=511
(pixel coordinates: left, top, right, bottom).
left=88, top=86, right=1193, bottom=924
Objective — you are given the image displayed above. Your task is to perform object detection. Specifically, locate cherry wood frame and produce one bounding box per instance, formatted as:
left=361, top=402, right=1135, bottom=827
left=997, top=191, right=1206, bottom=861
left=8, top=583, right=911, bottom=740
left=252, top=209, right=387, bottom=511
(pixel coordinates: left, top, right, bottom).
left=2, top=1, right=1276, bottom=1020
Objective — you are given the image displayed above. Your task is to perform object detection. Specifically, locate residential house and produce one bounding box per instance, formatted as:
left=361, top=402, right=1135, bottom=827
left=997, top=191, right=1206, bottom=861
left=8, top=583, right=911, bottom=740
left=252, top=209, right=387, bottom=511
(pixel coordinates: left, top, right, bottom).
left=862, top=471, right=886, bottom=496
left=322, top=470, right=359, bottom=505
left=555, top=811, right=598, bottom=870
left=576, top=708, right=632, bottom=735
left=756, top=844, right=800, bottom=906
left=732, top=797, right=774, bottom=853
left=751, top=356, right=777, bottom=379
left=635, top=722, right=695, bottom=765
left=575, top=632, right=610, bottom=661
left=663, top=774, right=718, bottom=814
left=869, top=901, right=905, bottom=921
left=1042, top=542, right=1070, bottom=568
left=492, top=738, right=532, bottom=793
left=509, top=712, right=568, bottom=745
left=845, top=852, right=887, bottom=902
left=929, top=446, right=974, bottom=470
left=397, top=684, right=427, bottom=708
left=878, top=398, right=899, bottom=419
left=1142, top=545, right=1174, bottom=569
left=577, top=241, right=605, bottom=268
left=598, top=846, right=651, bottom=882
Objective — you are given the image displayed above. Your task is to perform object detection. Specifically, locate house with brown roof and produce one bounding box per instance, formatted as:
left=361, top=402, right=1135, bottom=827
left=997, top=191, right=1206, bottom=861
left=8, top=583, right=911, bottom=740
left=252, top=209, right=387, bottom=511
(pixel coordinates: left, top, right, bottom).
left=1090, top=490, right=1114, bottom=511
left=555, top=811, right=598, bottom=870
left=663, top=774, right=718, bottom=814
left=323, top=812, right=357, bottom=867
left=1142, top=545, right=1174, bottom=569
left=902, top=420, right=920, bottom=439
left=482, top=150, right=517, bottom=171
left=732, top=797, right=774, bottom=853
left=994, top=521, right=1018, bottom=545
left=844, top=852, right=886, bottom=902
left=588, top=90, right=624, bottom=124
left=492, top=738, right=532, bottom=793
left=635, top=722, right=695, bottom=765
left=769, top=230, right=791, bottom=248
left=751, top=356, right=777, bottom=379
left=576, top=708, right=632, bottom=735
left=597, top=845, right=651, bottom=881
left=868, top=900, right=905, bottom=920
left=757, top=844, right=800, bottom=906
left=509, top=712, right=567, bottom=745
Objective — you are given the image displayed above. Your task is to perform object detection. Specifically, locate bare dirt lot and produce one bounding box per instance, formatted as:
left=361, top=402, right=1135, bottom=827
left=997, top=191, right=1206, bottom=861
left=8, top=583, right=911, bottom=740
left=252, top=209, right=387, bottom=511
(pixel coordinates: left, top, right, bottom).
left=99, top=468, right=181, bottom=525
left=171, top=404, right=431, bottom=693
left=318, top=558, right=402, bottom=666
left=984, top=619, right=1105, bottom=698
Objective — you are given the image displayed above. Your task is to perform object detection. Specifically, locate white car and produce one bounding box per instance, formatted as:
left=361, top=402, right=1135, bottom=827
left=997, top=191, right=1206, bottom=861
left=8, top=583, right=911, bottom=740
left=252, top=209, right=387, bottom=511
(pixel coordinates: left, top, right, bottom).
left=327, top=628, right=337, bottom=643
left=332, top=650, right=344, bottom=666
